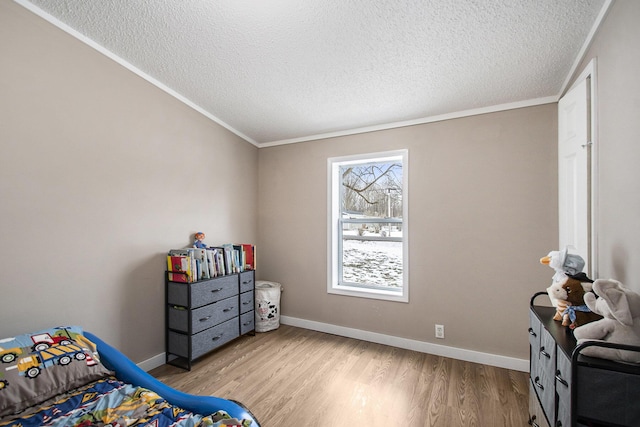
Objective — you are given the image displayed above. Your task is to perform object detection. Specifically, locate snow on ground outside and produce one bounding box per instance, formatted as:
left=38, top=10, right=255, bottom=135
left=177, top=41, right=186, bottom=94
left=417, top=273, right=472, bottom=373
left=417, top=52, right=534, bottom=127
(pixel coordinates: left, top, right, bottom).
left=342, top=233, right=402, bottom=287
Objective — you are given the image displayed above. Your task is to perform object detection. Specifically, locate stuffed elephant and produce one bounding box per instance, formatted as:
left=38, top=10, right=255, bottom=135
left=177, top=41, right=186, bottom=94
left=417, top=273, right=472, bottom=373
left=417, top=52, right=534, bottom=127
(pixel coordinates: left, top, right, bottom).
left=573, top=279, right=640, bottom=364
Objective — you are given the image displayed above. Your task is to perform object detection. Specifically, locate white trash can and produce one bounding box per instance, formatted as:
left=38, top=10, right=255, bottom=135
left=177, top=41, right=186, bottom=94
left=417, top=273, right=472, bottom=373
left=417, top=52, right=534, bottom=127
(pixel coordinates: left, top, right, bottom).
left=255, top=281, right=282, bottom=332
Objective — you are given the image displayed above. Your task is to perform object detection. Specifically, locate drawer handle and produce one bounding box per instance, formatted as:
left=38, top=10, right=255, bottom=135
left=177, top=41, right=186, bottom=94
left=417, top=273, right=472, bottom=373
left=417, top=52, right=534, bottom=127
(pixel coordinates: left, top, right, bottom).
left=199, top=316, right=212, bottom=322
left=242, top=301, right=252, bottom=305
left=540, top=347, right=551, bottom=359
left=555, top=371, right=568, bottom=387
left=534, top=376, right=544, bottom=391
left=211, top=287, right=224, bottom=293
left=243, top=321, right=252, bottom=326
left=223, top=307, right=234, bottom=312
left=211, top=334, right=223, bottom=341
left=528, top=327, right=537, bottom=337
left=242, top=280, right=253, bottom=285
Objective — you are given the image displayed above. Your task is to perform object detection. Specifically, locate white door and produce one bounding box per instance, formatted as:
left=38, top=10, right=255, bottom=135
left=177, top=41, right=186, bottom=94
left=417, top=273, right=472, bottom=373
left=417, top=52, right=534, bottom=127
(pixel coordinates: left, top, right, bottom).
left=558, top=78, right=590, bottom=274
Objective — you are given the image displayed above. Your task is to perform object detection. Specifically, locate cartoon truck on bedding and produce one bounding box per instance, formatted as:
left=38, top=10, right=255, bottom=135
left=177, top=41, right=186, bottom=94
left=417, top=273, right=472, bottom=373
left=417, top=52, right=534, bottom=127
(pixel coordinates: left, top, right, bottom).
left=0, top=346, right=24, bottom=364
left=30, top=331, right=74, bottom=351
left=0, top=330, right=75, bottom=364
left=8, top=343, right=88, bottom=379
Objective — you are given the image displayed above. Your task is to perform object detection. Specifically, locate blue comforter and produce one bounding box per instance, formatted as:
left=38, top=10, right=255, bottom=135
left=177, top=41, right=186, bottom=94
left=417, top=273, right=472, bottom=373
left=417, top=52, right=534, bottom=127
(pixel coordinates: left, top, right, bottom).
left=0, top=376, right=250, bottom=427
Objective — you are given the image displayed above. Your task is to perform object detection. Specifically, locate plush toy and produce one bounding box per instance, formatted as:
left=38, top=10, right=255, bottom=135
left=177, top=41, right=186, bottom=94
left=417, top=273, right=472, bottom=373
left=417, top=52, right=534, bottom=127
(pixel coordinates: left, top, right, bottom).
left=546, top=273, right=602, bottom=329
left=546, top=281, right=570, bottom=321
left=193, top=232, right=207, bottom=249
left=573, top=279, right=640, bottom=364
left=545, top=273, right=599, bottom=327
left=540, top=248, right=590, bottom=289
left=541, top=248, right=592, bottom=322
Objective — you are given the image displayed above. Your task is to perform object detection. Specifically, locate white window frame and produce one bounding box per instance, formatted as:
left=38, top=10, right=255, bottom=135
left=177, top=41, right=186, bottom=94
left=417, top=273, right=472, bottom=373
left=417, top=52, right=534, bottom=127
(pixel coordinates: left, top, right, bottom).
left=327, top=149, right=409, bottom=303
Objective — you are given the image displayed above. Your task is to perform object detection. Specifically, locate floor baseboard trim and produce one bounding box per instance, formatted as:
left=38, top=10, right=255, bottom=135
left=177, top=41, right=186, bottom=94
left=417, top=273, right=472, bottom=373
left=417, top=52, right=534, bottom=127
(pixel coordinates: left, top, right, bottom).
left=280, top=315, right=529, bottom=372
left=138, top=352, right=166, bottom=372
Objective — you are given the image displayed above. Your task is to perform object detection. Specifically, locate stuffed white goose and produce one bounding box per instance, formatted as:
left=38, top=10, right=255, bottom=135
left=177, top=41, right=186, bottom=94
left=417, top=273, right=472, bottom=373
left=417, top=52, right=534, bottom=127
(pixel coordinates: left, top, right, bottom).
left=540, top=247, right=587, bottom=287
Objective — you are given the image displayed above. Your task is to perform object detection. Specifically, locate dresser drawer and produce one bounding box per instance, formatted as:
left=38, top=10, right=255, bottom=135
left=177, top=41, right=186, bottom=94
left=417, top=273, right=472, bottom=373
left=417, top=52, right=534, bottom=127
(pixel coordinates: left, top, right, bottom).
left=239, top=271, right=254, bottom=293
left=166, top=269, right=258, bottom=370
left=191, top=318, right=239, bottom=359
left=529, top=310, right=541, bottom=350
left=240, top=290, right=254, bottom=314
left=555, top=350, right=572, bottom=408
left=167, top=275, right=238, bottom=308
left=168, top=318, right=239, bottom=360
left=167, top=330, right=189, bottom=358
left=557, top=399, right=570, bottom=427
left=538, top=327, right=556, bottom=373
left=529, top=380, right=551, bottom=427
left=531, top=368, right=553, bottom=416
left=168, top=296, right=239, bottom=334
left=191, top=275, right=238, bottom=308
left=240, top=310, right=255, bottom=335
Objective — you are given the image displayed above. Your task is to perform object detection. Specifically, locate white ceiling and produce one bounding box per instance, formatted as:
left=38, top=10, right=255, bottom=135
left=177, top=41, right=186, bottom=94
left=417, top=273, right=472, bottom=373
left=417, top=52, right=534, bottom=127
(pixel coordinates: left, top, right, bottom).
left=18, top=0, right=609, bottom=147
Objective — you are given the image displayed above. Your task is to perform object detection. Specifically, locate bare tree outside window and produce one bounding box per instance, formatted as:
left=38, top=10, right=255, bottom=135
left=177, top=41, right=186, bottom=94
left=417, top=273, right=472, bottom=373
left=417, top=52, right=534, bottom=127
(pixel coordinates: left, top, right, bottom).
left=328, top=150, right=408, bottom=302
left=339, top=160, right=403, bottom=289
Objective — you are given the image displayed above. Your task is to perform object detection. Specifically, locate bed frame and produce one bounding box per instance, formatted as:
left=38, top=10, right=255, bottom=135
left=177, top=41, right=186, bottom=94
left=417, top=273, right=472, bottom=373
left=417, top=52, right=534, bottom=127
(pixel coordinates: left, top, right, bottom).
left=85, top=331, right=261, bottom=427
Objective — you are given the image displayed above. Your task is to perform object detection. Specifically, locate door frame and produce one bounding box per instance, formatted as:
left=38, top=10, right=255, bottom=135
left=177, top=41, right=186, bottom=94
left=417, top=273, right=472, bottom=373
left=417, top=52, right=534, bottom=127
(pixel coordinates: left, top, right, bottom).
left=562, top=58, right=598, bottom=278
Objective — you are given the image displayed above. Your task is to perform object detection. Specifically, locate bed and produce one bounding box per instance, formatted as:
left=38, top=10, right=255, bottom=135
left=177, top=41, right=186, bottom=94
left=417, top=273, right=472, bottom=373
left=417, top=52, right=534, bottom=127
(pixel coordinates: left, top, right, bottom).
left=0, top=326, right=260, bottom=427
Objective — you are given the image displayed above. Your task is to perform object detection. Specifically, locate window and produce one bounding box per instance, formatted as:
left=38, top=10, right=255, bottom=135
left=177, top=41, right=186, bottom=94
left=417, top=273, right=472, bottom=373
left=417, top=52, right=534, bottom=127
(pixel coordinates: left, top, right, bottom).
left=328, top=150, right=408, bottom=302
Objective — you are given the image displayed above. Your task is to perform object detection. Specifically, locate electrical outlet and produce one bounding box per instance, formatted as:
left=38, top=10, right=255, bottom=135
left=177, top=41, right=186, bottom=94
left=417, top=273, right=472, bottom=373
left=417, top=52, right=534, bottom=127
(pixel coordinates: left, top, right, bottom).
left=435, top=324, right=445, bottom=339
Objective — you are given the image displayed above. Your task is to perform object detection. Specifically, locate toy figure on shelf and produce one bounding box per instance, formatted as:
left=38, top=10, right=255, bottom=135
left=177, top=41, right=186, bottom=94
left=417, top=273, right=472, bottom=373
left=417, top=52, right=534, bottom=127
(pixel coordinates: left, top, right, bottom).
left=546, top=273, right=602, bottom=329
left=193, top=232, right=208, bottom=249
left=540, top=247, right=590, bottom=289
left=541, top=248, right=599, bottom=328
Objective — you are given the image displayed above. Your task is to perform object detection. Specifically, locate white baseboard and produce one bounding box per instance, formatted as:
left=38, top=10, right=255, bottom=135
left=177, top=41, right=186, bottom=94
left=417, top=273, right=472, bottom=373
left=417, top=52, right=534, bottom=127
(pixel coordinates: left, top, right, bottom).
left=137, top=352, right=166, bottom=372
left=280, top=315, right=529, bottom=372
left=141, top=317, right=528, bottom=373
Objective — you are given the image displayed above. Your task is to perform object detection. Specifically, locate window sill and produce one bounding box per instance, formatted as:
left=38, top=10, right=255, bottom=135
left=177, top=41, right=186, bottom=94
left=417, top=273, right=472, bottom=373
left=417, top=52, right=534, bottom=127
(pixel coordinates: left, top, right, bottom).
left=328, top=284, right=408, bottom=303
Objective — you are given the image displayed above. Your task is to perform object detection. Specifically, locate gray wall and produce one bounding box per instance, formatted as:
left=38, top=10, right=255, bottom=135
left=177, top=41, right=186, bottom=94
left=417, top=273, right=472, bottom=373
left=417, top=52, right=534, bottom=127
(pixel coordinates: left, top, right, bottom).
left=255, top=0, right=640, bottom=361
left=571, top=1, right=640, bottom=290
left=258, top=105, right=558, bottom=360
left=0, top=2, right=258, bottom=362
left=2, top=0, right=637, bottom=365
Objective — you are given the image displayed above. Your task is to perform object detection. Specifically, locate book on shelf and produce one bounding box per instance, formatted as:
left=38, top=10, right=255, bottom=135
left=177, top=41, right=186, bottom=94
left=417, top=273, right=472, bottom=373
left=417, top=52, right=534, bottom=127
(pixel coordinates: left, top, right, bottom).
left=239, top=243, right=255, bottom=270
left=205, top=248, right=217, bottom=278
left=233, top=244, right=244, bottom=273
left=234, top=247, right=242, bottom=273
left=252, top=244, right=257, bottom=270
left=221, top=243, right=237, bottom=274
left=192, top=248, right=210, bottom=280
left=214, top=248, right=225, bottom=276
left=209, top=246, right=228, bottom=276
left=167, top=249, right=193, bottom=283
left=166, top=243, right=256, bottom=283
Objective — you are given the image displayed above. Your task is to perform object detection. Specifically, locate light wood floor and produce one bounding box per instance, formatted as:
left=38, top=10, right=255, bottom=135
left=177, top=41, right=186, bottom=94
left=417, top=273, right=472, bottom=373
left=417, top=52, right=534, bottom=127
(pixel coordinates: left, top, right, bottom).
left=150, top=325, right=530, bottom=427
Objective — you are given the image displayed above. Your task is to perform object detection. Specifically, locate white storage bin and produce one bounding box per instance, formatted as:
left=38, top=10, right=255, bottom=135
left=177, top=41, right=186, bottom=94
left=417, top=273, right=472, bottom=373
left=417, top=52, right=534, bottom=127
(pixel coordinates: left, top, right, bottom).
left=255, top=281, right=282, bottom=332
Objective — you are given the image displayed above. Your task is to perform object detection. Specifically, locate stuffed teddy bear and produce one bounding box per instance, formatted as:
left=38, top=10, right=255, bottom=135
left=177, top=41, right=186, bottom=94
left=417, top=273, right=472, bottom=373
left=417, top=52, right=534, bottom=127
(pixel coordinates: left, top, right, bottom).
left=546, top=281, right=570, bottom=321
left=573, top=279, right=640, bottom=364
left=545, top=273, right=602, bottom=329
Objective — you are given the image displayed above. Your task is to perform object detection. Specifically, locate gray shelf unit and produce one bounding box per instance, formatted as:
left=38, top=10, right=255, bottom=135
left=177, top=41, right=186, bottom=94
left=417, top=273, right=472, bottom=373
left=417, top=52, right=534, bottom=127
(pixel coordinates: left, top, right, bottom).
left=166, top=270, right=255, bottom=370
left=529, top=292, right=640, bottom=427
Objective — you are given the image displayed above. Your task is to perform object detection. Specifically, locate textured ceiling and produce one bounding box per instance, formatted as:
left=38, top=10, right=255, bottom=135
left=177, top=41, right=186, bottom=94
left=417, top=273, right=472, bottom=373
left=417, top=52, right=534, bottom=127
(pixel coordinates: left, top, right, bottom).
left=19, top=0, right=608, bottom=146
